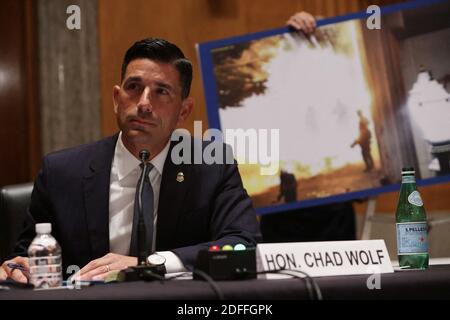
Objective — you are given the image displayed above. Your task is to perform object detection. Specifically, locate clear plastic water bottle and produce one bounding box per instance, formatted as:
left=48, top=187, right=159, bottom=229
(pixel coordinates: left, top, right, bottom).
left=27, top=223, right=62, bottom=288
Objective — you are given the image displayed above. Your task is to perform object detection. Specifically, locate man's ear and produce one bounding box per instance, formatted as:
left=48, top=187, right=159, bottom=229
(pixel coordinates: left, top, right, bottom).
left=178, top=97, right=194, bottom=124
left=112, top=85, right=121, bottom=114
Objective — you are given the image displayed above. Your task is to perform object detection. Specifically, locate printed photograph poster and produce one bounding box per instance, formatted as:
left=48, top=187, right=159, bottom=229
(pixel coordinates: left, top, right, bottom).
left=197, top=0, right=450, bottom=214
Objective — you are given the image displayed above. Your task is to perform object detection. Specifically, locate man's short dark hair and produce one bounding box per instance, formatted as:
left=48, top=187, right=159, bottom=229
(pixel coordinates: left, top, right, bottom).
left=121, top=38, right=192, bottom=99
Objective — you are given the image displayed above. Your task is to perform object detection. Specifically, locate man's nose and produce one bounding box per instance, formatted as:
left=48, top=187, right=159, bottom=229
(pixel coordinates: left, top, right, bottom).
left=137, top=88, right=152, bottom=113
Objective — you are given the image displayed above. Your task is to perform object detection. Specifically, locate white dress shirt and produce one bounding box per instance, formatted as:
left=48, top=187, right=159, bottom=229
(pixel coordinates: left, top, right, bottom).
left=109, top=132, right=186, bottom=273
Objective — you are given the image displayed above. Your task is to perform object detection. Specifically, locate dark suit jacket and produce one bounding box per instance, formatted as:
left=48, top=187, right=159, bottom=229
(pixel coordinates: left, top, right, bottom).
left=13, top=134, right=261, bottom=274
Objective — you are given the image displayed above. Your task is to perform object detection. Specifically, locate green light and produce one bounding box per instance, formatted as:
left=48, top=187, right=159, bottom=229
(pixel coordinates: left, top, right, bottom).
left=234, top=244, right=246, bottom=251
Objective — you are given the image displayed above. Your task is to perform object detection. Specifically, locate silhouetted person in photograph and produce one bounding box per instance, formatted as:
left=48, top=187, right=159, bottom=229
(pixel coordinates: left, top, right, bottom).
left=277, top=170, right=298, bottom=203
left=351, top=110, right=374, bottom=172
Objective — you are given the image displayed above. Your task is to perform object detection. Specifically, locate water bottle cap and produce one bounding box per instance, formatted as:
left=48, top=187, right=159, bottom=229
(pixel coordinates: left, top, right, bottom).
left=35, top=223, right=51, bottom=234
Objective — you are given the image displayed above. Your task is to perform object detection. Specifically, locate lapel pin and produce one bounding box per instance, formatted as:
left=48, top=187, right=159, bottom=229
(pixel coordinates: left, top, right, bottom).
left=176, top=172, right=184, bottom=183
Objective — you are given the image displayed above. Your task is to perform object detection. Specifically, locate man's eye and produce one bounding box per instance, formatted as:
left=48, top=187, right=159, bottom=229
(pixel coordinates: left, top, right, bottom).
left=156, top=88, right=169, bottom=95
left=126, top=83, right=140, bottom=91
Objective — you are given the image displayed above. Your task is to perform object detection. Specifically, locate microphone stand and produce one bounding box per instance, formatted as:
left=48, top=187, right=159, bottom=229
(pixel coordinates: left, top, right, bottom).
left=119, top=150, right=165, bottom=282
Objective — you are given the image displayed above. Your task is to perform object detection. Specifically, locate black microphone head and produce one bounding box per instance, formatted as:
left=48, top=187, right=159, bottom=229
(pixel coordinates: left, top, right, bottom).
left=139, top=149, right=150, bottom=162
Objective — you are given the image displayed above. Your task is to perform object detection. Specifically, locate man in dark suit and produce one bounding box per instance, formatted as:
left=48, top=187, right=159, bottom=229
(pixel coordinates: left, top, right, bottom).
left=0, top=38, right=261, bottom=282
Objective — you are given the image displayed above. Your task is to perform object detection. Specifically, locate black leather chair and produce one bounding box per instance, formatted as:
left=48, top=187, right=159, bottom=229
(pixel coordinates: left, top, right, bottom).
left=0, top=182, right=33, bottom=262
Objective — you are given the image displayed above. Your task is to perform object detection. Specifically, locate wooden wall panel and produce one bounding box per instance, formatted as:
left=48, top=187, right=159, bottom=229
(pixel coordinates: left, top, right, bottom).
left=24, top=0, right=41, bottom=180
left=0, top=0, right=40, bottom=186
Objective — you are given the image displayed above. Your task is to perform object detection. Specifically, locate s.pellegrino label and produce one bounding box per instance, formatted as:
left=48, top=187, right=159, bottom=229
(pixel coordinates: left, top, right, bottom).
left=396, top=221, right=428, bottom=255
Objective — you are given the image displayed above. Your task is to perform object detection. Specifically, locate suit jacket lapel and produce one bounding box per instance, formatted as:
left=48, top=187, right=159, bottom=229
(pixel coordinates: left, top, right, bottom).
left=82, top=134, right=118, bottom=259
left=157, top=140, right=192, bottom=250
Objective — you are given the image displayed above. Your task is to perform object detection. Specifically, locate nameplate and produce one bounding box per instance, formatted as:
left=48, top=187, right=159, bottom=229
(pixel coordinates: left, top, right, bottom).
left=256, top=240, right=394, bottom=277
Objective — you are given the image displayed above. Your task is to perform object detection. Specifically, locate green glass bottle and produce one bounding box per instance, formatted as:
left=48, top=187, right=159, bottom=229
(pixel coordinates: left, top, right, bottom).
left=395, top=167, right=429, bottom=269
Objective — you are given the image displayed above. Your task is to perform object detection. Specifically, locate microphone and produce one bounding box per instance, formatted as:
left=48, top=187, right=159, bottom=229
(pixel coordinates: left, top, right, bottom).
left=139, top=149, right=150, bottom=162
left=137, top=149, right=150, bottom=266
